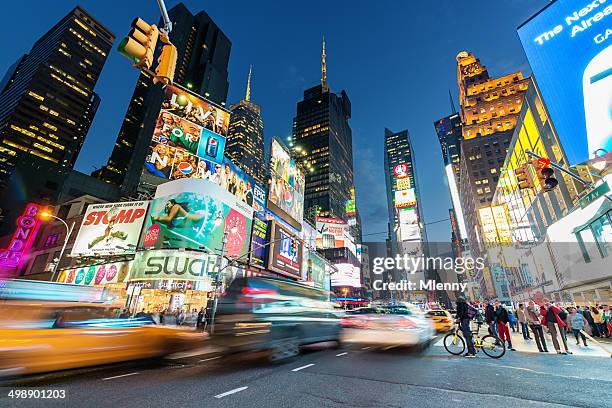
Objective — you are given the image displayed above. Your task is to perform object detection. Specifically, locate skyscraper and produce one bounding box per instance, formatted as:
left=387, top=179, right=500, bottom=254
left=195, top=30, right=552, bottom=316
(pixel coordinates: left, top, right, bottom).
left=383, top=128, right=423, bottom=244
left=291, top=38, right=353, bottom=219
left=93, top=3, right=231, bottom=194
left=0, top=6, right=114, bottom=185
left=454, top=51, right=529, bottom=298
left=225, top=66, right=265, bottom=184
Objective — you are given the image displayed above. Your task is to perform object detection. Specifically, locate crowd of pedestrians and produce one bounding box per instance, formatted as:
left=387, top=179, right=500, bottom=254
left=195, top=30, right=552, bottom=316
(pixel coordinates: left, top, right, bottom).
left=457, top=298, right=611, bottom=357
left=115, top=306, right=214, bottom=331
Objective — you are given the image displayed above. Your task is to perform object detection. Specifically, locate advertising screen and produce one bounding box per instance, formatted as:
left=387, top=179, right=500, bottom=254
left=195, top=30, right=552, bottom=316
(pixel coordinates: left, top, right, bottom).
left=330, top=263, right=361, bottom=288
left=58, top=261, right=132, bottom=286
left=129, top=249, right=218, bottom=282
left=268, top=221, right=302, bottom=278
left=394, top=188, right=416, bottom=209
left=398, top=207, right=420, bottom=242
left=518, top=0, right=612, bottom=165
left=304, top=250, right=329, bottom=290
left=268, top=139, right=305, bottom=229
left=141, top=178, right=253, bottom=259
left=70, top=201, right=148, bottom=257
left=250, top=213, right=269, bottom=268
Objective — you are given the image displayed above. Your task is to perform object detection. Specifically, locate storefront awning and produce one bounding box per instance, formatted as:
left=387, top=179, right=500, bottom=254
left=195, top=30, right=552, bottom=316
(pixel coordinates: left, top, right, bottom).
left=571, top=198, right=612, bottom=234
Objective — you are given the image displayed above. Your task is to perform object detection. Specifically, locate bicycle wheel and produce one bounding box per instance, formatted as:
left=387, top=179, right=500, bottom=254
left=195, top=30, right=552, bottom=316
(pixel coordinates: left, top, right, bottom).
left=480, top=335, right=506, bottom=358
left=443, top=332, right=466, bottom=355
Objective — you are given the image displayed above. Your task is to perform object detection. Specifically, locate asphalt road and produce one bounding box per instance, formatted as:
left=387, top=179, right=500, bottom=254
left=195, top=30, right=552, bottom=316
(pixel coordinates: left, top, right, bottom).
left=1, top=341, right=611, bottom=408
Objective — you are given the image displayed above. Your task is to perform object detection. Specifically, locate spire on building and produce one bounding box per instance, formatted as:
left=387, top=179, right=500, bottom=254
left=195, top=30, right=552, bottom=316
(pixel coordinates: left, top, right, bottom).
left=449, top=89, right=457, bottom=114
left=245, top=64, right=252, bottom=101
left=321, top=35, right=328, bottom=92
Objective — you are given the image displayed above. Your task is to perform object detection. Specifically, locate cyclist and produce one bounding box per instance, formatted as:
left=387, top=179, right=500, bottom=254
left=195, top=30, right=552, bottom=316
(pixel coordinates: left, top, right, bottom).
left=456, top=297, right=476, bottom=358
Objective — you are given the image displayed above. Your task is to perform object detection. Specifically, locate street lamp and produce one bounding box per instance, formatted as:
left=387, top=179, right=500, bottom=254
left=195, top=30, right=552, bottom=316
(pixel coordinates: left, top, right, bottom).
left=210, top=213, right=238, bottom=333
left=41, top=211, right=75, bottom=282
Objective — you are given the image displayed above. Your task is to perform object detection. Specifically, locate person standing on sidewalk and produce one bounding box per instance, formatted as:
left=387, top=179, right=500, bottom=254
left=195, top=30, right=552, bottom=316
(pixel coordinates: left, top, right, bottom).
left=485, top=300, right=498, bottom=338
left=540, top=300, right=571, bottom=355
left=526, top=301, right=548, bottom=352
left=517, top=303, right=532, bottom=340
left=456, top=297, right=476, bottom=358
left=567, top=307, right=588, bottom=347
left=494, top=301, right=516, bottom=351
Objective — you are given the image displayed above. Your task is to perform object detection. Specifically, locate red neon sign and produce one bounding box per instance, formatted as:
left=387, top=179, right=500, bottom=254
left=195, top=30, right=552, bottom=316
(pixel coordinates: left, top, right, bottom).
left=0, top=203, right=43, bottom=269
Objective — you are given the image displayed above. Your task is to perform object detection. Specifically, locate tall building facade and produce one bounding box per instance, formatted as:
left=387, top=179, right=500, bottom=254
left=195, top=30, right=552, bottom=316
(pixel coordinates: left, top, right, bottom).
left=434, top=112, right=462, bottom=186
left=93, top=3, right=231, bottom=194
left=455, top=51, right=529, bottom=298
left=226, top=66, right=265, bottom=184
left=291, top=40, right=353, bottom=219
left=0, top=6, right=114, bottom=185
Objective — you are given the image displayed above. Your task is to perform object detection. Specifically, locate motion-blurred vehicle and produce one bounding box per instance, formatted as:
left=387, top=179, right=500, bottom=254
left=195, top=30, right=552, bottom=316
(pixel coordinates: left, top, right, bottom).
left=212, top=277, right=341, bottom=362
left=0, top=280, right=205, bottom=378
left=425, top=309, right=454, bottom=332
left=340, top=305, right=435, bottom=349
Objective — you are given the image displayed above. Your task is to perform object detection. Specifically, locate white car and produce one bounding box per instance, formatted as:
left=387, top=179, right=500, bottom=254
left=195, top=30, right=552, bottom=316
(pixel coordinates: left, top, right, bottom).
left=340, top=305, right=435, bottom=348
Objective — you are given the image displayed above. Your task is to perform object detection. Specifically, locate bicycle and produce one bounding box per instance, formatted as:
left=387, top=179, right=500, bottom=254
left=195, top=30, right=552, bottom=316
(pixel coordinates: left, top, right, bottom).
left=443, top=321, right=506, bottom=358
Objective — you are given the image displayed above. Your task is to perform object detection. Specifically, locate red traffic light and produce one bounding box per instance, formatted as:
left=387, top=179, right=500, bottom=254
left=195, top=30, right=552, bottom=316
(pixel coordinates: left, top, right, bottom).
left=534, top=157, right=551, bottom=169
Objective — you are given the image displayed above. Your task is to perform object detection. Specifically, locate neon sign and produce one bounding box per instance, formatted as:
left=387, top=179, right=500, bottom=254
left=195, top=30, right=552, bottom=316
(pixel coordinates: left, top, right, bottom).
left=0, top=203, right=43, bottom=269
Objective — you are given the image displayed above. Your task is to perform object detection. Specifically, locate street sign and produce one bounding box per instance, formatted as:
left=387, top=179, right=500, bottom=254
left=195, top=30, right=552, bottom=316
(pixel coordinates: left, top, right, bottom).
left=579, top=182, right=610, bottom=209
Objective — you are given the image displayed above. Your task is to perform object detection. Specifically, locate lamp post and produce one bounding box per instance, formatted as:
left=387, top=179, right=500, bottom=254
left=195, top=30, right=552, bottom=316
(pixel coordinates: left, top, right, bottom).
left=41, top=212, right=75, bottom=282
left=209, top=214, right=238, bottom=333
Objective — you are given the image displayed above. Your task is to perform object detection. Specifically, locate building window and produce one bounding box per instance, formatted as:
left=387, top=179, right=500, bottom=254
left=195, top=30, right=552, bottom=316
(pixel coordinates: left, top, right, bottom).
left=45, top=233, right=60, bottom=247
left=590, top=212, right=612, bottom=258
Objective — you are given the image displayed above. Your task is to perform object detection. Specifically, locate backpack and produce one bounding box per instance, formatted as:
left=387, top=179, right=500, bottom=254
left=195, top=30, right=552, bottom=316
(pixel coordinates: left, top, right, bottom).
left=467, top=304, right=478, bottom=320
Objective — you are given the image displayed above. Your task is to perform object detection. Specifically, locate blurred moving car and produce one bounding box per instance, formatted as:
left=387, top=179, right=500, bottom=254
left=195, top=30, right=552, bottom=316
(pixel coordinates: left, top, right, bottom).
left=425, top=309, right=454, bottom=332
left=340, top=305, right=435, bottom=349
left=0, top=280, right=205, bottom=378
left=212, top=277, right=340, bottom=362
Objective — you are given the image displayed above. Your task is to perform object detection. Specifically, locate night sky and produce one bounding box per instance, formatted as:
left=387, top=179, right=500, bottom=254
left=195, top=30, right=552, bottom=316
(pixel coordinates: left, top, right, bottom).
left=1, top=0, right=549, bottom=242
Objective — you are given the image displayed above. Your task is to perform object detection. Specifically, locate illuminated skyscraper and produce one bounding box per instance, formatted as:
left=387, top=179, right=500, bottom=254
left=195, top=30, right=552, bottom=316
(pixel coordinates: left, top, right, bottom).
left=93, top=3, right=231, bottom=193
left=226, top=66, right=265, bottom=184
left=0, top=6, right=114, bottom=185
left=291, top=38, right=354, bottom=219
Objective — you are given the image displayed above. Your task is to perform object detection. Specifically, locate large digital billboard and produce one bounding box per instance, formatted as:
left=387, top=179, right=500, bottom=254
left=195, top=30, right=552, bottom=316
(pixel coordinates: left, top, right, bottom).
left=268, top=139, right=305, bottom=229
left=58, top=261, right=132, bottom=286
left=129, top=249, right=217, bottom=282
left=398, top=207, right=421, bottom=241
left=71, top=201, right=149, bottom=257
left=141, top=178, right=253, bottom=259
left=518, top=0, right=612, bottom=165
left=394, top=188, right=416, bottom=209
left=268, top=221, right=302, bottom=279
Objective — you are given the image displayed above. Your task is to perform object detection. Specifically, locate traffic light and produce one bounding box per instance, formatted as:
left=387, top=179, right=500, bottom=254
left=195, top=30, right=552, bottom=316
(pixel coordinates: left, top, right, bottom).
left=290, top=239, right=299, bottom=255
left=118, top=18, right=159, bottom=70
left=515, top=165, right=534, bottom=190
left=537, top=166, right=559, bottom=191
left=153, top=35, right=178, bottom=85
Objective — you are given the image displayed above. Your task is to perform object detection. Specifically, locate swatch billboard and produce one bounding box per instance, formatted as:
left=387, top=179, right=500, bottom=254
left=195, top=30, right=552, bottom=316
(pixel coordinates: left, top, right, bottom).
left=141, top=178, right=254, bottom=260
left=518, top=0, right=612, bottom=165
left=268, top=139, right=305, bottom=230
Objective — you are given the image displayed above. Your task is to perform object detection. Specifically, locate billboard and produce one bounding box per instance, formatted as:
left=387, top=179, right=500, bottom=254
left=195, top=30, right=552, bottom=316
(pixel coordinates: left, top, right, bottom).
left=71, top=201, right=148, bottom=257
left=398, top=207, right=420, bottom=242
left=58, top=261, right=132, bottom=286
left=0, top=203, right=43, bottom=269
left=129, top=249, right=218, bottom=282
left=268, top=221, right=302, bottom=279
left=268, top=139, right=305, bottom=229
left=330, top=263, right=361, bottom=288
left=394, top=188, right=416, bottom=209
left=345, top=186, right=356, bottom=217
left=304, top=250, right=330, bottom=290
left=250, top=213, right=269, bottom=268
left=518, top=0, right=612, bottom=165
left=141, top=178, right=253, bottom=259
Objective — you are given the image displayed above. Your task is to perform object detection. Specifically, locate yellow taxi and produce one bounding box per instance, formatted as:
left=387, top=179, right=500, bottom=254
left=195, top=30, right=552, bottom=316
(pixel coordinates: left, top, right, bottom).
left=425, top=309, right=454, bottom=332
left=0, top=300, right=206, bottom=378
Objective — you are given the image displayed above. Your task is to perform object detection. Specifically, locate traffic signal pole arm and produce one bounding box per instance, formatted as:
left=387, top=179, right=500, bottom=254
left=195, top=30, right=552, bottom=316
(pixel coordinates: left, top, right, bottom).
left=156, top=0, right=172, bottom=34
left=526, top=150, right=612, bottom=203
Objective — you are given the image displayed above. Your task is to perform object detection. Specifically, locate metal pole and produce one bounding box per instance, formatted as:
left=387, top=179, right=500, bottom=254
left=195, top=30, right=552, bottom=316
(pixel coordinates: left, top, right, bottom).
left=209, top=231, right=227, bottom=334
left=49, top=218, right=74, bottom=282
left=156, top=0, right=173, bottom=33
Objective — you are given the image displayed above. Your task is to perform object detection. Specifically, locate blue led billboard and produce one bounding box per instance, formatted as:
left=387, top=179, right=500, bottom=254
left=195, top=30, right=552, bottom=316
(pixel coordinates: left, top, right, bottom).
left=518, top=0, right=611, bottom=165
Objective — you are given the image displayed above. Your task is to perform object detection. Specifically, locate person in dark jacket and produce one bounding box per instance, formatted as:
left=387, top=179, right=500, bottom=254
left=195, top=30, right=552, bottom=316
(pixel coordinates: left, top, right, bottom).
left=456, top=297, right=476, bottom=357
left=485, top=300, right=498, bottom=337
left=540, top=301, right=571, bottom=354
left=495, top=301, right=515, bottom=351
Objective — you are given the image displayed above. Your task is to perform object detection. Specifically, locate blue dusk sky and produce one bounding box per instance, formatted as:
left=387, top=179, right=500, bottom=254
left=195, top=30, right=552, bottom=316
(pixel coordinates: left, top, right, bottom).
left=0, top=0, right=550, bottom=242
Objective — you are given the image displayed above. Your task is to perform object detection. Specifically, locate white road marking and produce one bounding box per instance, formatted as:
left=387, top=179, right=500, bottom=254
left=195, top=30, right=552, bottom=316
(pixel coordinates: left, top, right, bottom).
left=361, top=346, right=371, bottom=350
left=291, top=363, right=315, bottom=372
left=336, top=352, right=348, bottom=357
left=102, top=372, right=139, bottom=381
left=214, top=386, right=248, bottom=399
left=199, top=356, right=222, bottom=362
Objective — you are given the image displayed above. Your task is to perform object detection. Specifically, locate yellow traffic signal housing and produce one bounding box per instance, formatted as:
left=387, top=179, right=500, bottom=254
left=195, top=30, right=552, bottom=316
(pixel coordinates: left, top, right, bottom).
left=118, top=18, right=159, bottom=70
left=515, top=165, right=534, bottom=190
left=154, top=41, right=178, bottom=85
